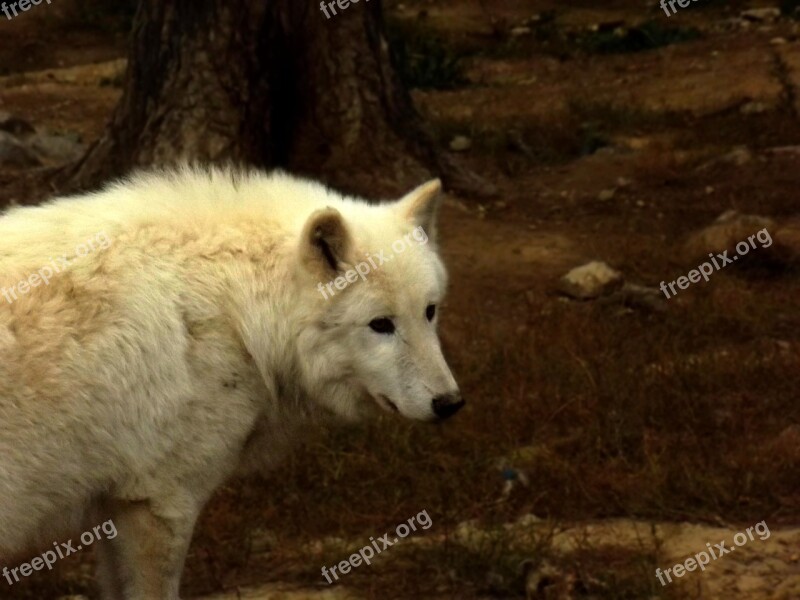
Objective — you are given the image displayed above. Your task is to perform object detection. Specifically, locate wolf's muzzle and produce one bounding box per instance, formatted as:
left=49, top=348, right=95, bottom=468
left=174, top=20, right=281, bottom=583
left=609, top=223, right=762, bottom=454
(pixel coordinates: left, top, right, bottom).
left=432, top=393, right=465, bottom=420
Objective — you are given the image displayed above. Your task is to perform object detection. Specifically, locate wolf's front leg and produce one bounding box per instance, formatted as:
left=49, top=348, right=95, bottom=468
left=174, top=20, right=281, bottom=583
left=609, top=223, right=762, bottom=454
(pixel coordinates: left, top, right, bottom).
left=95, top=498, right=199, bottom=600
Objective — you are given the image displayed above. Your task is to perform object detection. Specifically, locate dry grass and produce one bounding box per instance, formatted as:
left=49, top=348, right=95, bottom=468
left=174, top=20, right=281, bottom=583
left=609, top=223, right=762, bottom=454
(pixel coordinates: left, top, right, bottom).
left=170, top=266, right=799, bottom=598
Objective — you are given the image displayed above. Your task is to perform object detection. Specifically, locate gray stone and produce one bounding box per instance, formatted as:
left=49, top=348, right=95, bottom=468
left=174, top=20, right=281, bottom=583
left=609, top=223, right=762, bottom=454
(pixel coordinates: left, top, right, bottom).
left=722, top=146, right=753, bottom=165
left=598, top=188, right=616, bottom=201
left=449, top=135, right=472, bottom=152
left=740, top=101, right=769, bottom=114
left=616, top=177, right=633, bottom=188
left=558, top=261, right=623, bottom=300
left=683, top=211, right=777, bottom=261
left=0, top=131, right=41, bottom=168
left=683, top=210, right=780, bottom=262
left=28, top=132, right=85, bottom=163
left=699, top=146, right=753, bottom=170
left=619, top=283, right=668, bottom=313
left=741, top=8, right=781, bottom=22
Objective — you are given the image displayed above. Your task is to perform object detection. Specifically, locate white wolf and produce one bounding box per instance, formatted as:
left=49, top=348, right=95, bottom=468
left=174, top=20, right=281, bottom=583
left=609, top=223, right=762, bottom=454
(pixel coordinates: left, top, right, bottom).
left=0, top=167, right=463, bottom=599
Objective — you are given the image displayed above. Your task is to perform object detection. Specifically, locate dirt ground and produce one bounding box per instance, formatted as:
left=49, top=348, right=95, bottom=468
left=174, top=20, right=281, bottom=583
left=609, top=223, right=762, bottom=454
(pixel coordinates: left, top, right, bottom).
left=1, top=1, right=799, bottom=599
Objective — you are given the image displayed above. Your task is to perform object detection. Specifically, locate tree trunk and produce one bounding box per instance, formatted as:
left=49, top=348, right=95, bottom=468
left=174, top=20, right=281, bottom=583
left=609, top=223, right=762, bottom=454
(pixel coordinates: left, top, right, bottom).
left=59, top=0, right=490, bottom=197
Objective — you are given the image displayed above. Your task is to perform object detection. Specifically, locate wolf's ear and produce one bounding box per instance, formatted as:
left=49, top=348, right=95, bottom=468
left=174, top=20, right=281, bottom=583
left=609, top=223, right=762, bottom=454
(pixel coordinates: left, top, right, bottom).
left=396, top=179, right=443, bottom=243
left=299, top=207, right=352, bottom=277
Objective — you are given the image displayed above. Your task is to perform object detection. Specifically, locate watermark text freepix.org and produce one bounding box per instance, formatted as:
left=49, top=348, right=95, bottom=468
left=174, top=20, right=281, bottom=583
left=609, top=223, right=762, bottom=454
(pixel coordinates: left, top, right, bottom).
left=660, top=228, right=771, bottom=299
left=321, top=509, right=432, bottom=583
left=319, top=0, right=370, bottom=20
left=2, top=0, right=52, bottom=21
left=3, top=520, right=117, bottom=586
left=660, top=0, right=703, bottom=17
left=317, top=226, right=428, bottom=300
left=655, top=520, right=770, bottom=586
left=1, top=231, right=111, bottom=305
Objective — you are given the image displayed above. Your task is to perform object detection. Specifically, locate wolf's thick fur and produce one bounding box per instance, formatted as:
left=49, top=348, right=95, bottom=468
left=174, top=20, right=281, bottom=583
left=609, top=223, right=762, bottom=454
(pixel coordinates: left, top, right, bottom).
left=0, top=167, right=460, bottom=598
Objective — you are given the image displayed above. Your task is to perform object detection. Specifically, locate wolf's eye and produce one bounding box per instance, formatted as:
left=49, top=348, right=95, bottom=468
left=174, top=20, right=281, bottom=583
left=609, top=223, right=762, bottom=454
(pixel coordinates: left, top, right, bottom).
left=369, top=318, right=395, bottom=334
left=426, top=304, right=436, bottom=321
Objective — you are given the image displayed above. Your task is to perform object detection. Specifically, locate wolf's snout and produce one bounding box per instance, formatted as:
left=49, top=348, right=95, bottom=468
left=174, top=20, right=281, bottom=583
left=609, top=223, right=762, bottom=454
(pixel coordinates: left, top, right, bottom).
left=432, top=393, right=465, bottom=420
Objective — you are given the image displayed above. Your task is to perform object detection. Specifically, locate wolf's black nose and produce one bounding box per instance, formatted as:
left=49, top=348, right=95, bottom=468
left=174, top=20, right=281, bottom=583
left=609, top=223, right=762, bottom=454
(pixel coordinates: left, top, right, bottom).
left=432, top=393, right=465, bottom=420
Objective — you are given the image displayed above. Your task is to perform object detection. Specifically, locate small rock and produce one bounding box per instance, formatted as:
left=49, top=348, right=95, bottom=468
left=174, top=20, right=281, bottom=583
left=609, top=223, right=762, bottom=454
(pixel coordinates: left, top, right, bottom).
left=597, top=188, right=616, bottom=201
left=619, top=283, right=668, bottom=313
left=716, top=209, right=741, bottom=223
left=449, top=135, right=472, bottom=152
left=624, top=136, right=652, bottom=150
left=716, top=17, right=746, bottom=32
left=616, top=177, right=632, bottom=188
left=593, top=145, right=619, bottom=157
left=700, top=146, right=753, bottom=170
left=740, top=8, right=781, bottom=22
left=636, top=199, right=646, bottom=207
left=706, top=186, right=715, bottom=194
left=740, top=101, right=769, bottom=114
left=770, top=36, right=788, bottom=45
left=510, top=26, right=532, bottom=37
left=28, top=132, right=85, bottom=163
left=723, top=146, right=753, bottom=165
left=516, top=513, right=543, bottom=527
left=0, top=111, right=35, bottom=137
left=683, top=211, right=777, bottom=261
left=0, top=131, right=41, bottom=168
left=766, top=145, right=800, bottom=155
left=558, top=261, right=623, bottom=300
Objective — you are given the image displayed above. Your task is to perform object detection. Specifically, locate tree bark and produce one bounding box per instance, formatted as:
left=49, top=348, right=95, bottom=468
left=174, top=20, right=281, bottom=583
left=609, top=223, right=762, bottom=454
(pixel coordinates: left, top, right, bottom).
left=59, top=0, right=490, bottom=197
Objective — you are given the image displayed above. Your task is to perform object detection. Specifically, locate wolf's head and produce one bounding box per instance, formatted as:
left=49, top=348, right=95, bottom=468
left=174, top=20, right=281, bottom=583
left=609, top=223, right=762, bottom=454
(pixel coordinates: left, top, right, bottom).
left=296, top=180, right=463, bottom=423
